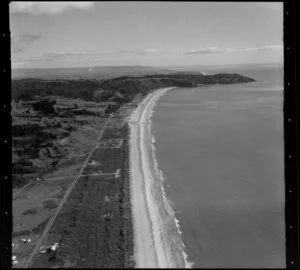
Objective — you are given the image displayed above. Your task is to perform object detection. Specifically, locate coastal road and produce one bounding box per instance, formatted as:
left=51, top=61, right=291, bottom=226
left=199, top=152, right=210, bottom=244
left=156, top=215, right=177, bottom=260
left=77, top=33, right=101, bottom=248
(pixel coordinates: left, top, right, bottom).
left=24, top=117, right=111, bottom=268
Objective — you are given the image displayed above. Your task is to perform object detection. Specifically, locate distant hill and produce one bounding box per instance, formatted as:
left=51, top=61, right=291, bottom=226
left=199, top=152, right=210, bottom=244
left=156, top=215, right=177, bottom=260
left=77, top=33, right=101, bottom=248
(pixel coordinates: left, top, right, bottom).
left=11, top=66, right=176, bottom=80
left=12, top=72, right=255, bottom=102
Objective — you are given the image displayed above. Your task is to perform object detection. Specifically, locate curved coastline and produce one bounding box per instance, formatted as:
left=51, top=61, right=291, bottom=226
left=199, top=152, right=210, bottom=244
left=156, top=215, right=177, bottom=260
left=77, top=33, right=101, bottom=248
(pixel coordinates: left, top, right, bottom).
left=127, top=87, right=193, bottom=268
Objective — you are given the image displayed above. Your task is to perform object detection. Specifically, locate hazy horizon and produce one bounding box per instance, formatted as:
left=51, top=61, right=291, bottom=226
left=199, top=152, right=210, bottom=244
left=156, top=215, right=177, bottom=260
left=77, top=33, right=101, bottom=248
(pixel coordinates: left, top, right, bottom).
left=10, top=2, right=283, bottom=69
left=11, top=62, right=283, bottom=71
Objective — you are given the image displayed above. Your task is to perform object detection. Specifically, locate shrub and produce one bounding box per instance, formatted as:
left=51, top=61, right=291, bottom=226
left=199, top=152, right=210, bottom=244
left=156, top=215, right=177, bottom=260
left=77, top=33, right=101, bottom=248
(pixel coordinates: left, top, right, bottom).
left=22, top=207, right=39, bottom=216
left=12, top=230, right=31, bottom=237
left=12, top=175, right=30, bottom=189
left=32, top=218, right=50, bottom=234
left=32, top=100, right=56, bottom=115
left=43, top=199, right=58, bottom=210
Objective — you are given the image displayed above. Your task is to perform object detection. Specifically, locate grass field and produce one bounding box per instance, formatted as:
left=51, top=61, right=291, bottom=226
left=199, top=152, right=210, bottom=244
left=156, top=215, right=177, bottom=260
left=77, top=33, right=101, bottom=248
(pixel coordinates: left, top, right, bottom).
left=29, top=124, right=134, bottom=268
left=12, top=177, right=73, bottom=267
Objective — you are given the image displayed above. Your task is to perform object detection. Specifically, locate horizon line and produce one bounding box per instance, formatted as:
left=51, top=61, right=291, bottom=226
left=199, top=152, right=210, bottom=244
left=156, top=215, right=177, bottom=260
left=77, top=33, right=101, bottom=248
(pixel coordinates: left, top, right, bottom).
left=12, top=62, right=283, bottom=71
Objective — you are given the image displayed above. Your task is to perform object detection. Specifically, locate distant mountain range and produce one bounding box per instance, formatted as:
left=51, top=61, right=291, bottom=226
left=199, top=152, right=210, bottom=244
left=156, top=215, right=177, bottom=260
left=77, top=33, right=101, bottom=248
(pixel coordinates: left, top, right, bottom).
left=11, top=66, right=177, bottom=80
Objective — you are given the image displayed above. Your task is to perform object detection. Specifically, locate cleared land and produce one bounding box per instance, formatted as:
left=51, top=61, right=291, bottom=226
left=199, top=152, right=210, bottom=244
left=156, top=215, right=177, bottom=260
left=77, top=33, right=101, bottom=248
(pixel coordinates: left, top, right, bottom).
left=12, top=96, right=110, bottom=267
left=12, top=177, right=74, bottom=267
left=23, top=118, right=111, bottom=268
left=29, top=124, right=134, bottom=268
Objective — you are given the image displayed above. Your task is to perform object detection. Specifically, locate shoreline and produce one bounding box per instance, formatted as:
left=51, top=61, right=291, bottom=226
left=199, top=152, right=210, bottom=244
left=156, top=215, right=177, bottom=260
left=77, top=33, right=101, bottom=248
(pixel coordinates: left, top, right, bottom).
left=127, top=87, right=192, bottom=268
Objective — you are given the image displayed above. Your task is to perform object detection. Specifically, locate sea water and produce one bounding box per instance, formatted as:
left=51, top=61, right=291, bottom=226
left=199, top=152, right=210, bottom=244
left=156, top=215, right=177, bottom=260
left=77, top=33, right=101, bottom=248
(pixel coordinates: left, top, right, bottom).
left=151, top=64, right=285, bottom=268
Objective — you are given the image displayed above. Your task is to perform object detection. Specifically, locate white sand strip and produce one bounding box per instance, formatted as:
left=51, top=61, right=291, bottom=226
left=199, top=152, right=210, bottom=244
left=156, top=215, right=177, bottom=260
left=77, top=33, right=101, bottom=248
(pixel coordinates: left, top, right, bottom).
left=128, top=87, right=179, bottom=268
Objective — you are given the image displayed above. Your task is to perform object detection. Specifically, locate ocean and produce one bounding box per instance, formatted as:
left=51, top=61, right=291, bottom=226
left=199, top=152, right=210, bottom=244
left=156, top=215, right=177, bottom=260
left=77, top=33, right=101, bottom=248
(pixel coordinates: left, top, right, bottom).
left=150, top=64, right=285, bottom=268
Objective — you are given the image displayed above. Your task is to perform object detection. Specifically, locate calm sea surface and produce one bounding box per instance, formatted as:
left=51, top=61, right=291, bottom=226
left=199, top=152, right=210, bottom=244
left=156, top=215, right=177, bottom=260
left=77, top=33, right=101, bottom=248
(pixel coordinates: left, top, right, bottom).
left=151, top=64, right=285, bottom=268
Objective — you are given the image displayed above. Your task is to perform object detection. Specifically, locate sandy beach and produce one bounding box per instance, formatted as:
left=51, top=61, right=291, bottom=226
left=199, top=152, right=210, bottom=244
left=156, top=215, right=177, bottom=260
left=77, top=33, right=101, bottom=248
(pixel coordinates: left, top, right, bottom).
left=127, top=87, right=189, bottom=268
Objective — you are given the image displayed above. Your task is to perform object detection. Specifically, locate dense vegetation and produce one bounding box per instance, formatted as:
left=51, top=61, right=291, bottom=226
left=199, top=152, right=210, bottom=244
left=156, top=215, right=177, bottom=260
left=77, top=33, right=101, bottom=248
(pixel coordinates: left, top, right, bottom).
left=12, top=73, right=255, bottom=104
left=32, top=100, right=56, bottom=115
left=12, top=79, right=100, bottom=101
left=12, top=72, right=254, bottom=188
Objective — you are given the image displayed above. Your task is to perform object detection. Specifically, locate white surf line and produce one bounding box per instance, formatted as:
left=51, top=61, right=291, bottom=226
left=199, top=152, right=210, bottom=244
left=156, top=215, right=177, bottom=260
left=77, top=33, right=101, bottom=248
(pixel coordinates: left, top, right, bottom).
left=128, top=87, right=177, bottom=268
left=139, top=87, right=178, bottom=268
left=145, top=90, right=194, bottom=269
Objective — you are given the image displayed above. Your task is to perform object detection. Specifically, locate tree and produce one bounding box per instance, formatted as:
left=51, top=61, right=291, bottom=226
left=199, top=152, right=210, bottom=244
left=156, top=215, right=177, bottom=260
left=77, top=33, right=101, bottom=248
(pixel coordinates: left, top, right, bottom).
left=32, top=100, right=55, bottom=115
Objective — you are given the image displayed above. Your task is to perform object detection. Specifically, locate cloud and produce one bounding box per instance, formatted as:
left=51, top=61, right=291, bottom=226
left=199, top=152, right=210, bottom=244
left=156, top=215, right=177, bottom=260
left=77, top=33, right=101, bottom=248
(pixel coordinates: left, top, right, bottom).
left=11, top=33, right=42, bottom=44
left=10, top=2, right=95, bottom=15
left=185, top=45, right=283, bottom=54
left=34, top=52, right=86, bottom=62
left=141, top=49, right=160, bottom=54
left=11, top=45, right=284, bottom=64
left=11, top=48, right=163, bottom=64
left=256, top=3, right=283, bottom=11
left=11, top=56, right=26, bottom=62
left=111, top=48, right=161, bottom=57
left=185, top=47, right=226, bottom=54
left=11, top=47, right=23, bottom=54
left=12, top=52, right=90, bottom=63
left=254, top=45, right=283, bottom=51
left=11, top=33, right=42, bottom=54
left=12, top=49, right=161, bottom=62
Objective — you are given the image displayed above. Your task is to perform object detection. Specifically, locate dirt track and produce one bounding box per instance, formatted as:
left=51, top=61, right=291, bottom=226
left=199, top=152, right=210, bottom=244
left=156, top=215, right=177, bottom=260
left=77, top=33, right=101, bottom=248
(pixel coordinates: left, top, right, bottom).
left=30, top=124, right=134, bottom=268
left=24, top=119, right=111, bottom=268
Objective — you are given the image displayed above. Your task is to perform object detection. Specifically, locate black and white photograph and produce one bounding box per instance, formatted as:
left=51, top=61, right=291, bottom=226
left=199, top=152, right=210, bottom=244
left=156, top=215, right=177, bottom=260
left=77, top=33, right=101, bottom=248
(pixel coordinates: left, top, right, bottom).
left=9, top=1, right=287, bottom=268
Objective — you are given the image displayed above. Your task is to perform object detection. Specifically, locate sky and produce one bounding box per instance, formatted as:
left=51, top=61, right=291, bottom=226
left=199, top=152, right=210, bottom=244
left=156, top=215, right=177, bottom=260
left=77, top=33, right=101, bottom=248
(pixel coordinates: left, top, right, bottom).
left=10, top=2, right=283, bottom=69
